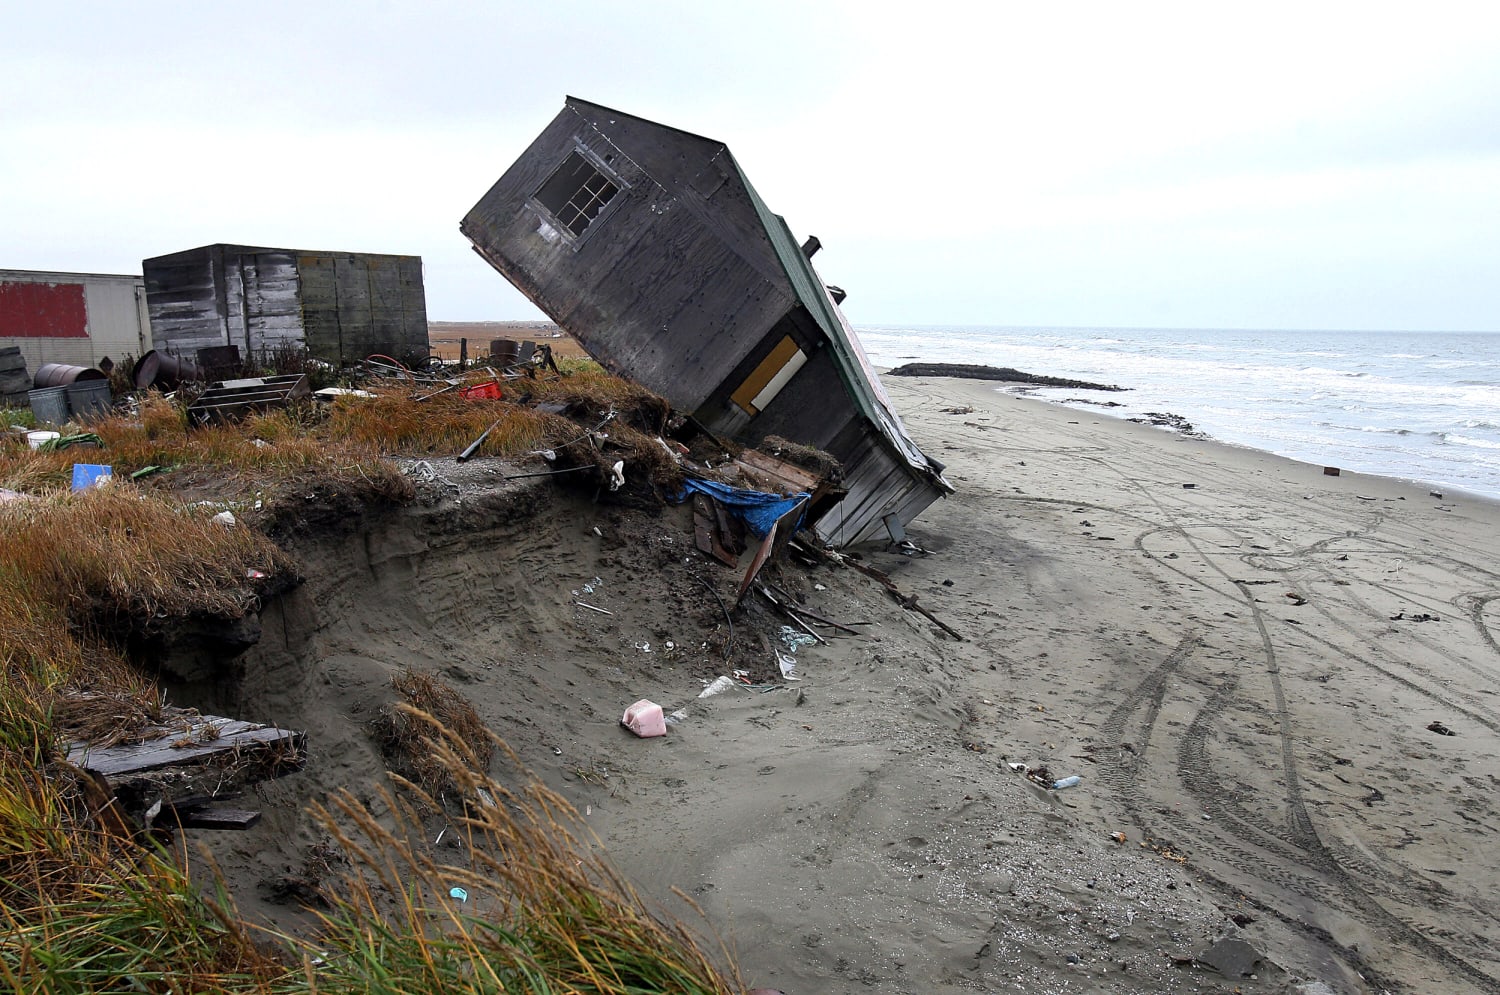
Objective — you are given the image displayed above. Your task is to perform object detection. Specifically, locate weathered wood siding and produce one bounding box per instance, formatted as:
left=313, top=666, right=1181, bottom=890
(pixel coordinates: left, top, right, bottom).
left=145, top=246, right=428, bottom=365
left=463, top=109, right=794, bottom=412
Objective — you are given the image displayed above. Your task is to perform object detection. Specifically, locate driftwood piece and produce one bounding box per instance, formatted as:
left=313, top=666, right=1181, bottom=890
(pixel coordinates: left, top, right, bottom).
left=67, top=716, right=304, bottom=779
left=822, top=551, right=964, bottom=641
left=177, top=808, right=262, bottom=831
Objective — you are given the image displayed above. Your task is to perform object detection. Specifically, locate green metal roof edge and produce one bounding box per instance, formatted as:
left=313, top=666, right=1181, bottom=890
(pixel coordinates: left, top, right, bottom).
left=728, top=154, right=951, bottom=490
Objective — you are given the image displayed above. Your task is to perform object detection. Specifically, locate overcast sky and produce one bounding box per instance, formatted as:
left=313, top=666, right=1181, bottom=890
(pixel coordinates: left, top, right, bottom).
left=4, top=1, right=1498, bottom=331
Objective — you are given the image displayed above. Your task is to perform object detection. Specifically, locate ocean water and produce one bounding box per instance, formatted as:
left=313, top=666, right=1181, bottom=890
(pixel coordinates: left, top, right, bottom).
left=857, top=325, right=1500, bottom=501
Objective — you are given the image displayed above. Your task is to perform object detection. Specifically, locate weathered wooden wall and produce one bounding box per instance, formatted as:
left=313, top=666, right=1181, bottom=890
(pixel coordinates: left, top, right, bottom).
left=145, top=246, right=428, bottom=365
left=462, top=105, right=794, bottom=413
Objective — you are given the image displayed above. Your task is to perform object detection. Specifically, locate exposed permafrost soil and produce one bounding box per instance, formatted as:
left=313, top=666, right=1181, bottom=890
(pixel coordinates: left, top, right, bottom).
left=167, top=456, right=1303, bottom=995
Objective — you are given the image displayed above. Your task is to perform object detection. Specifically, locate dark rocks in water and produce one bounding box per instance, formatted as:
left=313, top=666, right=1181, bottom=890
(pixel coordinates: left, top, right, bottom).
left=1129, top=411, right=1203, bottom=437
left=885, top=362, right=1124, bottom=391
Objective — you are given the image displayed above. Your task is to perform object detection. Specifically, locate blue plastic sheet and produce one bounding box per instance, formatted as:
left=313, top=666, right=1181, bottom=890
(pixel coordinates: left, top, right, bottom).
left=673, top=478, right=809, bottom=538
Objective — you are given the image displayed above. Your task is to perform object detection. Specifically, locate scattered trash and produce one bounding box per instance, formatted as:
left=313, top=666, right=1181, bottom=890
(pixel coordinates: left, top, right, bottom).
left=70, top=464, right=112, bottom=491
left=776, top=652, right=801, bottom=681
left=607, top=460, right=625, bottom=491
left=779, top=625, right=818, bottom=652
left=130, top=464, right=168, bottom=480
left=698, top=675, right=737, bottom=698
left=621, top=699, right=667, bottom=738
left=632, top=641, right=652, bottom=653
left=460, top=381, right=503, bottom=400
left=25, top=430, right=59, bottom=450
left=1323, top=466, right=1340, bottom=476
left=1427, top=720, right=1457, bottom=736
left=1181, top=482, right=1197, bottom=489
left=212, top=510, right=236, bottom=527
left=1109, top=831, right=1127, bottom=844
left=1052, top=775, right=1081, bottom=790
left=1430, top=490, right=1444, bottom=499
left=245, top=569, right=268, bottom=580
left=1285, top=592, right=1307, bottom=606
left=575, top=602, right=611, bottom=615
left=665, top=709, right=688, bottom=726
left=448, top=886, right=469, bottom=903
left=1391, top=610, right=1440, bottom=622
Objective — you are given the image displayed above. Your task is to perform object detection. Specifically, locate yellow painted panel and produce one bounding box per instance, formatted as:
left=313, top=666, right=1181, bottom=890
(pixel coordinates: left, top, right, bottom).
left=730, top=335, right=801, bottom=414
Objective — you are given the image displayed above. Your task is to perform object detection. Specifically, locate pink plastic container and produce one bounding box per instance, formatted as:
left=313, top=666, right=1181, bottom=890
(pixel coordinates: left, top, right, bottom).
left=621, top=699, right=667, bottom=738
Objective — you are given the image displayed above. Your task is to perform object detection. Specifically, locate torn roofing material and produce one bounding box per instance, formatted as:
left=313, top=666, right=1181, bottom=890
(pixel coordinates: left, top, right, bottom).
left=460, top=96, right=951, bottom=546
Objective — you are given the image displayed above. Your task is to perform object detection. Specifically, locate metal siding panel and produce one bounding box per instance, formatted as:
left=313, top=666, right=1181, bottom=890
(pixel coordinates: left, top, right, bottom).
left=0, top=281, right=87, bottom=338
left=80, top=277, right=149, bottom=363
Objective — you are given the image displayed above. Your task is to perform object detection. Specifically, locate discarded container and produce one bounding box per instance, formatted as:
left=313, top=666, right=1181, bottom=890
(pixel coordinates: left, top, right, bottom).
left=26, top=430, right=60, bottom=450
left=698, top=675, right=737, bottom=698
left=621, top=699, right=667, bottom=738
left=1323, top=466, right=1340, bottom=476
left=70, top=464, right=112, bottom=491
left=65, top=380, right=113, bottom=419
left=132, top=350, right=205, bottom=390
left=27, top=386, right=70, bottom=426
left=1052, top=775, right=1081, bottom=790
left=34, top=363, right=107, bottom=388
left=461, top=381, right=503, bottom=400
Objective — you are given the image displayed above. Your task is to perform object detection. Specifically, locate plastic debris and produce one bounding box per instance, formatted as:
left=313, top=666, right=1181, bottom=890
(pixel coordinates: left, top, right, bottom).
left=1052, top=775, right=1081, bottom=790
left=621, top=699, right=667, bottom=738
left=779, top=625, right=818, bottom=652
left=777, top=652, right=801, bottom=681
left=212, top=510, right=236, bottom=527
left=698, top=675, right=737, bottom=698
left=70, top=464, right=112, bottom=492
left=448, top=887, right=469, bottom=903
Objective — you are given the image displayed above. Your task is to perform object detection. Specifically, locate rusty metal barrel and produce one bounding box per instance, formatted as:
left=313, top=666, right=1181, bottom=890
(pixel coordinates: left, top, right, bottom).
left=33, top=363, right=107, bottom=388
left=132, top=350, right=204, bottom=390
left=489, top=340, right=522, bottom=367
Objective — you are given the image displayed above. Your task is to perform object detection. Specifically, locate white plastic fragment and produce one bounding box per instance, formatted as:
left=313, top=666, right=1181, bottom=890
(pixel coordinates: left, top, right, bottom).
left=212, top=510, right=236, bottom=527
left=698, top=675, right=737, bottom=698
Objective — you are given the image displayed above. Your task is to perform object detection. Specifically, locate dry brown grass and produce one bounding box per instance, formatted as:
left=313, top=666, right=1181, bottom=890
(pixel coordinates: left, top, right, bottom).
left=372, top=668, right=495, bottom=799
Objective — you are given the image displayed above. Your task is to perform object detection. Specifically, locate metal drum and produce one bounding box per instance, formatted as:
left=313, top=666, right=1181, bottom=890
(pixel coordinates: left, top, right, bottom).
left=33, top=363, right=107, bottom=388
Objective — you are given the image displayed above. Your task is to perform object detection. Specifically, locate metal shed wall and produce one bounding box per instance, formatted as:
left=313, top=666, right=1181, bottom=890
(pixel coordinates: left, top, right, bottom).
left=0, top=269, right=150, bottom=368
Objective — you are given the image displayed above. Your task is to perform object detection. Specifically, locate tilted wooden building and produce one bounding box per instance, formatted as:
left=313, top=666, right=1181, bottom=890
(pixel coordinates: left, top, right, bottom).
left=461, top=98, right=951, bottom=546
left=142, top=244, right=428, bottom=366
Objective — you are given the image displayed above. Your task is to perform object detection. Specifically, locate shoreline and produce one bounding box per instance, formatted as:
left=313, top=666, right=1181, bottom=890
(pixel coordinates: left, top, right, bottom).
left=954, top=378, right=1500, bottom=507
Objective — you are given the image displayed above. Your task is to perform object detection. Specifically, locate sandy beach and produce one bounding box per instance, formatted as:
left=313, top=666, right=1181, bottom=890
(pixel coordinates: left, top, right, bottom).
left=204, top=372, right=1500, bottom=994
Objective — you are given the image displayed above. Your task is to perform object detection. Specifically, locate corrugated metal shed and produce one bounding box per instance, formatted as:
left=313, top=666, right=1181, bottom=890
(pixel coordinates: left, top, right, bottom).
left=142, top=245, right=429, bottom=366
left=0, top=269, right=151, bottom=370
left=462, top=98, right=952, bottom=547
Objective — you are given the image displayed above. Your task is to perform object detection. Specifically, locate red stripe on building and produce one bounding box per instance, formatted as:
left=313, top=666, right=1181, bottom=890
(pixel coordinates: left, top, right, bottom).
left=0, top=282, right=88, bottom=338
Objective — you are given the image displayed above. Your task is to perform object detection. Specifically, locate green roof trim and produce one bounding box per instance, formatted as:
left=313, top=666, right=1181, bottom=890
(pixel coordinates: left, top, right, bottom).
left=730, top=155, right=952, bottom=491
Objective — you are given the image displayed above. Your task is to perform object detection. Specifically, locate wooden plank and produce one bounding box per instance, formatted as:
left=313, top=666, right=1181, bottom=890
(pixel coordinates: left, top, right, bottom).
left=68, top=716, right=303, bottom=779
left=177, top=808, right=262, bottom=831
left=730, top=335, right=799, bottom=414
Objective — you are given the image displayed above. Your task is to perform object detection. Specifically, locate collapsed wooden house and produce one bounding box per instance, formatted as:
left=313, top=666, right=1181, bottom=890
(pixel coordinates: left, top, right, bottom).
left=142, top=244, right=429, bottom=368
left=461, top=98, right=952, bottom=546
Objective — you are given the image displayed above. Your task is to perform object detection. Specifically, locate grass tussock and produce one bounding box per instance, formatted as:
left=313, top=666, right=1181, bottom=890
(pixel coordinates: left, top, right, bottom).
left=373, top=668, right=494, bottom=798
left=302, top=708, right=739, bottom=995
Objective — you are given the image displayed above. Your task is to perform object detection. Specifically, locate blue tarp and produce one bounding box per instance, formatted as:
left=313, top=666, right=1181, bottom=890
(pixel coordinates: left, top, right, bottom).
left=672, top=479, right=810, bottom=538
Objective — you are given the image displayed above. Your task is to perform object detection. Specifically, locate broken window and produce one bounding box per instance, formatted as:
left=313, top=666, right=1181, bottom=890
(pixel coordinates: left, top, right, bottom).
left=533, top=151, right=620, bottom=238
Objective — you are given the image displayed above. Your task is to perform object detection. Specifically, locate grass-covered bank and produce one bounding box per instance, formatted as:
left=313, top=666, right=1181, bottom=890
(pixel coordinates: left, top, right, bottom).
left=0, top=362, right=742, bottom=994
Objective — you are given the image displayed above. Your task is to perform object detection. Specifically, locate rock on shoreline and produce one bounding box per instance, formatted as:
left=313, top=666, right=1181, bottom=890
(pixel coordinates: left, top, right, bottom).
left=885, top=362, right=1124, bottom=391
